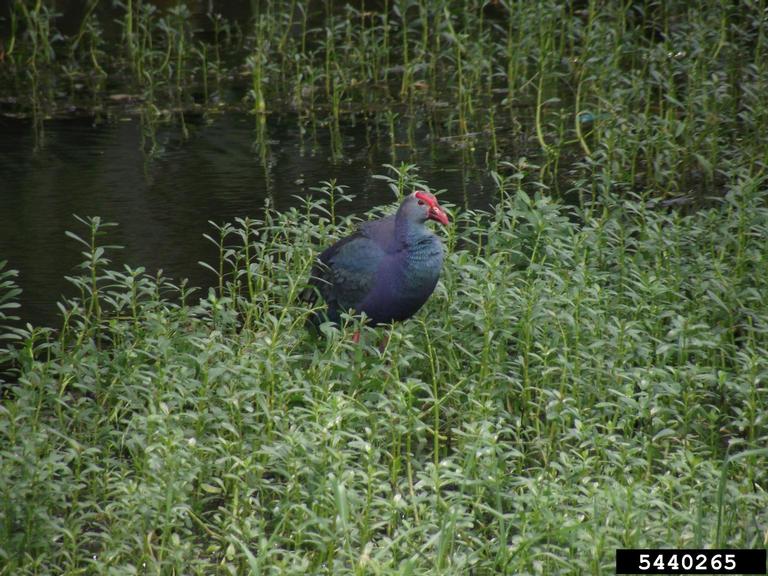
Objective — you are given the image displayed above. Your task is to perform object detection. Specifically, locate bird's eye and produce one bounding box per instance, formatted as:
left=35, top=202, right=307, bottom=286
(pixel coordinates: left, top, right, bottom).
left=417, top=200, right=425, bottom=206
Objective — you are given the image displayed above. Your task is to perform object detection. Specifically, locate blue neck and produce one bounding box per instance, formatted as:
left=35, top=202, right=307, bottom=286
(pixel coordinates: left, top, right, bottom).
left=395, top=212, right=430, bottom=246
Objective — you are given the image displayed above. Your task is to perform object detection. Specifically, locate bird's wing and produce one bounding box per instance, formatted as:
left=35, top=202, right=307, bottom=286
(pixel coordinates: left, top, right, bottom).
left=303, top=227, right=387, bottom=324
left=320, top=230, right=385, bottom=309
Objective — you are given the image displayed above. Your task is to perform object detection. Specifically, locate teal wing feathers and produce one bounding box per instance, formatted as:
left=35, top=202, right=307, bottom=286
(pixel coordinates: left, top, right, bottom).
left=304, top=227, right=386, bottom=324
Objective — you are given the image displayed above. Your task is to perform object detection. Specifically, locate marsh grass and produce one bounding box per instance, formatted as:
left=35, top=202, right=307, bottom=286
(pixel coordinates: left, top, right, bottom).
left=2, top=0, right=766, bottom=197
left=1, top=168, right=767, bottom=574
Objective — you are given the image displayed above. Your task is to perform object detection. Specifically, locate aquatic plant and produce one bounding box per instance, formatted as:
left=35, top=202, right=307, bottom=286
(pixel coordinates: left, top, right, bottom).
left=1, top=0, right=765, bottom=198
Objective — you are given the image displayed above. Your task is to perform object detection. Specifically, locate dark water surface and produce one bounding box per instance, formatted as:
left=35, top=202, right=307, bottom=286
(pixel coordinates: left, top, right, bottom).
left=0, top=113, right=495, bottom=327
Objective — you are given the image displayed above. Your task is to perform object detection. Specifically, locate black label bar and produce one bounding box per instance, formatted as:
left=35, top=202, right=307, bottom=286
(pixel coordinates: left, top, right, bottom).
left=615, top=549, right=766, bottom=574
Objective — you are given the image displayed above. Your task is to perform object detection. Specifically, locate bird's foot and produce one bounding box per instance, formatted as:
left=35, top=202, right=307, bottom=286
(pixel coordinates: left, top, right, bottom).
left=351, top=330, right=389, bottom=352
left=378, top=334, right=390, bottom=353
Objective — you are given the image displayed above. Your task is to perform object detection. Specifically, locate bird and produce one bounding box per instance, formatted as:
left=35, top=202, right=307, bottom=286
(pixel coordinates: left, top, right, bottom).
left=303, top=190, right=449, bottom=340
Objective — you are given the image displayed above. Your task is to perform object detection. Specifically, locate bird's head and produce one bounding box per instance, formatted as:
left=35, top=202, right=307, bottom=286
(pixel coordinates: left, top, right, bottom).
left=402, top=190, right=449, bottom=226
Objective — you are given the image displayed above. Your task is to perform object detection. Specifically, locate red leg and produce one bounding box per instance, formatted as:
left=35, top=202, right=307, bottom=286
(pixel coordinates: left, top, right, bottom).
left=378, top=333, right=389, bottom=353
left=352, top=330, right=361, bottom=344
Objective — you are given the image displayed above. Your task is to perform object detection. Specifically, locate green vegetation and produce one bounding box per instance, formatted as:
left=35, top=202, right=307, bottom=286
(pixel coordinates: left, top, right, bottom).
left=2, top=0, right=766, bottom=192
left=2, top=0, right=768, bottom=573
left=1, top=169, right=768, bottom=573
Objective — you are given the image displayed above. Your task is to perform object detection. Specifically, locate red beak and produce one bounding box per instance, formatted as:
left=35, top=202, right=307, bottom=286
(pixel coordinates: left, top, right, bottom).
left=428, top=204, right=449, bottom=226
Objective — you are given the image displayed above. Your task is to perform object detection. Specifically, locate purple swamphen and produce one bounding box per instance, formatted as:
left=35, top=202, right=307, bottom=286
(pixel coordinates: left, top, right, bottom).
left=303, top=191, right=449, bottom=338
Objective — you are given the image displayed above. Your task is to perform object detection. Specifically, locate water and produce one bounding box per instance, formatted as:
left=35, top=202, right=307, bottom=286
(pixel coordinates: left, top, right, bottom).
left=0, top=112, right=495, bottom=328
